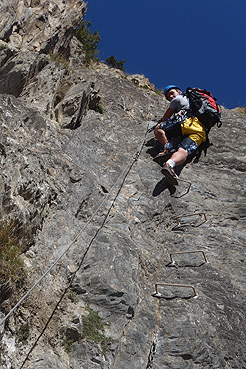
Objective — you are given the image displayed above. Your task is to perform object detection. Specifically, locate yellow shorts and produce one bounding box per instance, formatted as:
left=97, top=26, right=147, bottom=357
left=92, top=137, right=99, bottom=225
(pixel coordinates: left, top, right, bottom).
left=181, top=117, right=206, bottom=146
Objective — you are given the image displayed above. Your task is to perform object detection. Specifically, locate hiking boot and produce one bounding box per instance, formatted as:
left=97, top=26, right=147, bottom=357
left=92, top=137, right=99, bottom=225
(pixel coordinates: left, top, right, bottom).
left=161, top=163, right=179, bottom=185
left=153, top=148, right=176, bottom=165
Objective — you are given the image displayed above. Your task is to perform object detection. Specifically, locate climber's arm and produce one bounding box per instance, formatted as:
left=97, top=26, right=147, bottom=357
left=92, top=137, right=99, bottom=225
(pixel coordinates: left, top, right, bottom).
left=161, top=107, right=174, bottom=122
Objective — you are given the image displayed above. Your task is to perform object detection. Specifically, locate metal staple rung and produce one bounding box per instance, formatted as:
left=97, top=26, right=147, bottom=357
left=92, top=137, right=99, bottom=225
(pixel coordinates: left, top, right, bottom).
left=176, top=212, right=207, bottom=226
left=170, top=250, right=208, bottom=264
left=177, top=178, right=192, bottom=189
left=155, top=282, right=198, bottom=298
left=170, top=177, right=192, bottom=198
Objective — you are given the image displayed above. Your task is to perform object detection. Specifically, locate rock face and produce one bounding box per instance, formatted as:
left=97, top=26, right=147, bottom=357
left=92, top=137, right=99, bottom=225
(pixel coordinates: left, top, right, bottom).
left=0, top=0, right=86, bottom=53
left=0, top=1, right=246, bottom=369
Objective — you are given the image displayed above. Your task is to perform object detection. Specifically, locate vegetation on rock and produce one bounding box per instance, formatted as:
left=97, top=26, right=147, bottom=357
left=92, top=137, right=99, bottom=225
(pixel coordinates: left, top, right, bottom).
left=0, top=221, right=25, bottom=285
left=106, top=55, right=126, bottom=71
left=236, top=105, right=246, bottom=114
left=94, top=102, right=104, bottom=114
left=75, top=20, right=101, bottom=64
left=16, top=322, right=30, bottom=344
left=49, top=52, right=71, bottom=71
left=82, top=307, right=114, bottom=352
left=62, top=337, right=76, bottom=353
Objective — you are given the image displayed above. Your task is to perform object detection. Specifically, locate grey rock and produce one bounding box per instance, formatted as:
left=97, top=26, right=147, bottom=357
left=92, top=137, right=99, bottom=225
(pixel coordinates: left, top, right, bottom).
left=0, top=313, right=5, bottom=335
left=25, top=353, right=66, bottom=369
left=0, top=0, right=87, bottom=53
left=54, top=81, right=100, bottom=129
left=0, top=2, right=246, bottom=369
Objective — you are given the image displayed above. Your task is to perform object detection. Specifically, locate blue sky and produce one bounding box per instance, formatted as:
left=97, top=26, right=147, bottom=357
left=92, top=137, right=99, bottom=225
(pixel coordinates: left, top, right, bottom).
left=86, top=0, right=246, bottom=109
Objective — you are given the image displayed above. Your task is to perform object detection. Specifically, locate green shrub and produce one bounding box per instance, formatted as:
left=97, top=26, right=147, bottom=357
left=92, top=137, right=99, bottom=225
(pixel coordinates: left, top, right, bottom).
left=62, top=337, right=75, bottom=353
left=94, top=102, right=104, bottom=114
left=75, top=20, right=101, bottom=64
left=16, top=322, right=30, bottom=344
left=82, top=307, right=114, bottom=352
left=68, top=290, right=78, bottom=304
left=155, top=88, right=164, bottom=96
left=0, top=220, right=25, bottom=285
left=106, top=55, right=126, bottom=71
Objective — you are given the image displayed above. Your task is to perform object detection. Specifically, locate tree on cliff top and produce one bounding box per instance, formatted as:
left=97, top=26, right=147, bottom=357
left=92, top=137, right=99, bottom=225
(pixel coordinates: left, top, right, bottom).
left=75, top=20, right=101, bottom=64
left=106, top=55, right=126, bottom=72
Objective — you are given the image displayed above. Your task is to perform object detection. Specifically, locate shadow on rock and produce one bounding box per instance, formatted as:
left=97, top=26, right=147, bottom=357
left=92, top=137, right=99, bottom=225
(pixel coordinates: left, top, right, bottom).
left=145, top=138, right=163, bottom=158
left=148, top=137, right=213, bottom=198
left=152, top=178, right=176, bottom=197
left=152, top=162, right=187, bottom=197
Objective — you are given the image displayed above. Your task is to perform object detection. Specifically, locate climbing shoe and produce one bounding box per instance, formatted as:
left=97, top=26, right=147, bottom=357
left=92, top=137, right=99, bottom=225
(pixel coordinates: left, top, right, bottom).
left=153, top=148, right=176, bottom=165
left=161, top=163, right=179, bottom=185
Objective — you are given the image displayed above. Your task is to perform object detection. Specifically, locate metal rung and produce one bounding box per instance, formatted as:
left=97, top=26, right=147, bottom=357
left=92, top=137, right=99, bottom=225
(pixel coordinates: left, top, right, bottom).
left=154, top=282, right=198, bottom=298
left=176, top=212, right=207, bottom=227
left=163, top=177, right=192, bottom=198
left=170, top=250, right=208, bottom=264
left=171, top=178, right=192, bottom=198
left=176, top=178, right=192, bottom=193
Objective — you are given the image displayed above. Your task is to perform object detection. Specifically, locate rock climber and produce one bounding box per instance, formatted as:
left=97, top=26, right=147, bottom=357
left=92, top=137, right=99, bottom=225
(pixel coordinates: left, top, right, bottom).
left=153, top=84, right=207, bottom=185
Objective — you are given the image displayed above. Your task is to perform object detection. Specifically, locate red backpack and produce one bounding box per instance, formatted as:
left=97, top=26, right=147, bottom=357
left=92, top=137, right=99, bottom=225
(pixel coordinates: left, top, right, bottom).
left=185, top=87, right=222, bottom=132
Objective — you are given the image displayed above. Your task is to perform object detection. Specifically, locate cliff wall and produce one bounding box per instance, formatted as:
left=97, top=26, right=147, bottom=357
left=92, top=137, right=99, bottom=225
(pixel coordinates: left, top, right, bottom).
left=0, top=1, right=245, bottom=368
